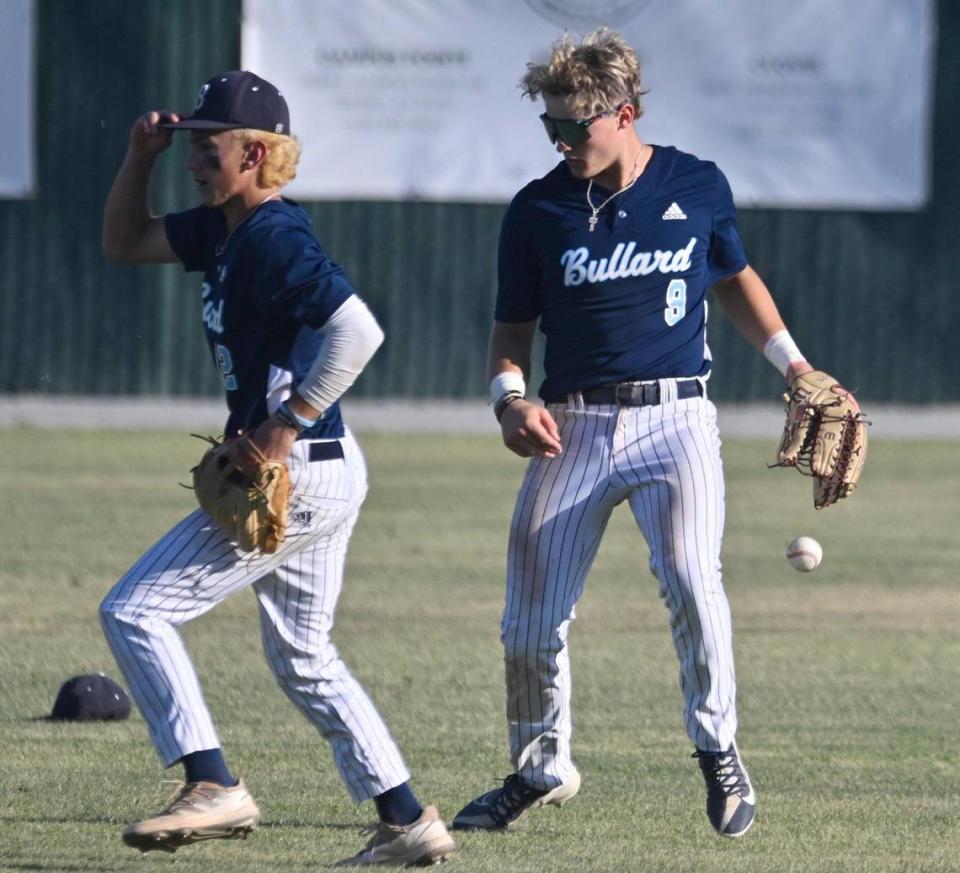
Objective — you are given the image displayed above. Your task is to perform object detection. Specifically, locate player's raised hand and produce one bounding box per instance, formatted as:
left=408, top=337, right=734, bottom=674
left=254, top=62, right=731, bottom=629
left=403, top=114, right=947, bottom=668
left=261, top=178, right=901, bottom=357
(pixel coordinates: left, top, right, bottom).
left=501, top=400, right=563, bottom=459
left=128, top=111, right=179, bottom=156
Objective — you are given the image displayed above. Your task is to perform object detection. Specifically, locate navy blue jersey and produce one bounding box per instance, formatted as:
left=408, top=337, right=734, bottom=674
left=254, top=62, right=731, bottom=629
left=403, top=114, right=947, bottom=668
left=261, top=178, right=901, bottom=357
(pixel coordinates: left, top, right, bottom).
left=165, top=199, right=355, bottom=438
left=496, top=146, right=748, bottom=402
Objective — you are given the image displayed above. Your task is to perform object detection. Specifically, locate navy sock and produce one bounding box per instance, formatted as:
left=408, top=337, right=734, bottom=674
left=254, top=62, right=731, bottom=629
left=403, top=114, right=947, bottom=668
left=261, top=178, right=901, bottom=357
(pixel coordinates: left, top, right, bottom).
left=374, top=782, right=422, bottom=826
left=179, top=749, right=237, bottom=787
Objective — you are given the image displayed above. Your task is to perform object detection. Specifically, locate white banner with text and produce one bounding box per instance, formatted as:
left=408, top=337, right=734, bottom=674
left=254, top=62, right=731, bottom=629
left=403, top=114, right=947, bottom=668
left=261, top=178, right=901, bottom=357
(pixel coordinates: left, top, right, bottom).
left=243, top=0, right=935, bottom=208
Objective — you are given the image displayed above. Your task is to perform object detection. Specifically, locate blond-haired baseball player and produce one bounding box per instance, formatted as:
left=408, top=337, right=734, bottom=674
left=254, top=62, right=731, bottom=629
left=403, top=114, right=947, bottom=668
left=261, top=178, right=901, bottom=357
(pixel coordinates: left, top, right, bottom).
left=454, top=28, right=859, bottom=838
left=100, top=71, right=454, bottom=867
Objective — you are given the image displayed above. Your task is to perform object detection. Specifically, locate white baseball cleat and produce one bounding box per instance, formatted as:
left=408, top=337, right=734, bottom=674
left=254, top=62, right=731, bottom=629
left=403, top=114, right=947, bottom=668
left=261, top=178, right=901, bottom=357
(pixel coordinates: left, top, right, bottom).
left=335, top=804, right=455, bottom=867
left=121, top=780, right=261, bottom=853
left=451, top=771, right=581, bottom=830
left=694, top=745, right=756, bottom=837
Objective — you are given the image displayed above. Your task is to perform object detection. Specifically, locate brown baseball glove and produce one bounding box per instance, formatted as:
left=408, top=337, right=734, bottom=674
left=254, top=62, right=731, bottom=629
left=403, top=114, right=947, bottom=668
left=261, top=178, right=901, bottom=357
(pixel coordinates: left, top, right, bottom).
left=191, top=435, right=291, bottom=553
left=774, top=370, right=868, bottom=509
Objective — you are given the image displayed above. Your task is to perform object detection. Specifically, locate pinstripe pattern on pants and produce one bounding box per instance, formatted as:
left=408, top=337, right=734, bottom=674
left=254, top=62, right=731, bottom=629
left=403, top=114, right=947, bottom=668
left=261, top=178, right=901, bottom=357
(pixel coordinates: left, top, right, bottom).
left=502, top=394, right=737, bottom=790
left=99, top=429, right=410, bottom=802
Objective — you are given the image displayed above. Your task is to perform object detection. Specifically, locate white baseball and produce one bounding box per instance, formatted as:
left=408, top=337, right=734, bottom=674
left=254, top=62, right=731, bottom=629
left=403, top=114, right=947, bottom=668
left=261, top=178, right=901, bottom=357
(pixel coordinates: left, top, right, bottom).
left=786, top=536, right=822, bottom=572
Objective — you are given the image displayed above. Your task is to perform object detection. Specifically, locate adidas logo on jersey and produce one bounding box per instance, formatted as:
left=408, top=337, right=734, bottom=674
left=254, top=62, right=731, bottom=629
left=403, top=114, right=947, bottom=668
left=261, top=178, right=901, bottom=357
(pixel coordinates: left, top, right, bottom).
left=662, top=202, right=687, bottom=220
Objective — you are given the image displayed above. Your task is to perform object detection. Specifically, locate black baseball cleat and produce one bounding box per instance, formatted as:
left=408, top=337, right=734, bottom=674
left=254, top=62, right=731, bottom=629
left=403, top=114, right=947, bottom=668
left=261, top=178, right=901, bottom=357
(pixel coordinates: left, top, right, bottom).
left=694, top=745, right=756, bottom=837
left=452, top=771, right=580, bottom=831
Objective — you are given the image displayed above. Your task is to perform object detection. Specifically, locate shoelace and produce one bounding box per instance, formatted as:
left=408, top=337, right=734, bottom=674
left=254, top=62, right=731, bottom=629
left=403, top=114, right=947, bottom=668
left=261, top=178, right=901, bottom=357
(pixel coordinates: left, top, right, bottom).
left=348, top=817, right=411, bottom=858
left=354, top=823, right=384, bottom=852
left=156, top=780, right=189, bottom=813
left=489, top=774, right=547, bottom=824
left=694, top=751, right=750, bottom=798
left=336, top=822, right=381, bottom=862
left=158, top=780, right=221, bottom=813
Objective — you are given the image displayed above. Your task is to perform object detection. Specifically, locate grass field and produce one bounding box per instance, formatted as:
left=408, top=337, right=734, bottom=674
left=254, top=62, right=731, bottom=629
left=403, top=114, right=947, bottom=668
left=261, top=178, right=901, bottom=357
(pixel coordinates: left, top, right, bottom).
left=1, top=430, right=958, bottom=872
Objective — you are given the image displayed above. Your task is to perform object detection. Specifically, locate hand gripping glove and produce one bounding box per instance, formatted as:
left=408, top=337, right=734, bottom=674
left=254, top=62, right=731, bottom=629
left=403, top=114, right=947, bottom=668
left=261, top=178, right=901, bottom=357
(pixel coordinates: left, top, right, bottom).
left=191, top=435, right=291, bottom=553
left=774, top=370, right=868, bottom=509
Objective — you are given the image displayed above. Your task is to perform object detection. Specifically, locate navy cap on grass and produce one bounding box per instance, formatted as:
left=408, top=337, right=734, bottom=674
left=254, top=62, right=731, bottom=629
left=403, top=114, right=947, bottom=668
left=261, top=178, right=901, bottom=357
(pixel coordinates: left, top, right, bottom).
left=49, top=673, right=131, bottom=721
left=160, top=71, right=290, bottom=135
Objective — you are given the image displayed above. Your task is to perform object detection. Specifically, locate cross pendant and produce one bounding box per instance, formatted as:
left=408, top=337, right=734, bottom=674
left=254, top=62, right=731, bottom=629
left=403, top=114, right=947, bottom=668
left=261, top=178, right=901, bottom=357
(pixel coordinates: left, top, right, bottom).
left=588, top=214, right=598, bottom=232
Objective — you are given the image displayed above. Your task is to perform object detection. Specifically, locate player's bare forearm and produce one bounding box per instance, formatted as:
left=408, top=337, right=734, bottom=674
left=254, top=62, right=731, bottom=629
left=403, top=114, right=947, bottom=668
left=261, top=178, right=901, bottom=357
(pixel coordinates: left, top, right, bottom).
left=488, top=319, right=561, bottom=457
left=103, top=153, right=158, bottom=258
left=487, top=319, right=537, bottom=382
left=102, top=112, right=179, bottom=263
left=713, top=267, right=818, bottom=384
left=712, top=266, right=792, bottom=354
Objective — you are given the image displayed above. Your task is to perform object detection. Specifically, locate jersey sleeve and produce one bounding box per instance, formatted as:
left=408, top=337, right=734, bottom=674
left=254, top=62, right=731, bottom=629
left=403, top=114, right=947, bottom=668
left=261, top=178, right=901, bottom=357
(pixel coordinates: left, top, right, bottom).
left=495, top=195, right=542, bottom=323
left=164, top=207, right=218, bottom=272
left=707, top=168, right=748, bottom=284
left=252, top=226, right=356, bottom=328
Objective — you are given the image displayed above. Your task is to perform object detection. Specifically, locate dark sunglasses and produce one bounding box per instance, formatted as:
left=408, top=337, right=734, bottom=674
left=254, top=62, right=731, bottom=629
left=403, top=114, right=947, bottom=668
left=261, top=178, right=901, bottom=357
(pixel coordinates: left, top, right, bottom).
left=539, top=105, right=621, bottom=147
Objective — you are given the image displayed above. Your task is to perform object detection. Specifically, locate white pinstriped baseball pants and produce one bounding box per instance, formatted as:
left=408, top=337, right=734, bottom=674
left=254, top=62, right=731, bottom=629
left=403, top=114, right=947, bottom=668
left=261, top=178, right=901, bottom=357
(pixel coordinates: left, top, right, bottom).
left=502, top=390, right=737, bottom=790
left=99, top=430, right=410, bottom=802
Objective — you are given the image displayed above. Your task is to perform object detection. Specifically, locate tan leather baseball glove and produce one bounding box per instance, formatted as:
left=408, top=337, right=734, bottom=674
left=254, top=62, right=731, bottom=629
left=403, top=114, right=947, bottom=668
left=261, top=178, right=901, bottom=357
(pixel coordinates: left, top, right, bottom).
left=774, top=370, right=868, bottom=509
left=191, top=435, right=291, bottom=553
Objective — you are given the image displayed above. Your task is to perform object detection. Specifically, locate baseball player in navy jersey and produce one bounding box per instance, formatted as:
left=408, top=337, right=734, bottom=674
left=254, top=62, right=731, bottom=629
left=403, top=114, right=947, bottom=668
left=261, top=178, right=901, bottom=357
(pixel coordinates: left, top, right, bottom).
left=98, top=71, right=454, bottom=866
left=453, top=29, right=860, bottom=838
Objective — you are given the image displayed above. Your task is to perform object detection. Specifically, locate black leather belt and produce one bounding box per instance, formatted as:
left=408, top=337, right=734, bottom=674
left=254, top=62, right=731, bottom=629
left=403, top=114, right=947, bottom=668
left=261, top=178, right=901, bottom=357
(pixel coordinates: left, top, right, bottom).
left=309, top=441, right=344, bottom=462
left=580, top=380, right=703, bottom=406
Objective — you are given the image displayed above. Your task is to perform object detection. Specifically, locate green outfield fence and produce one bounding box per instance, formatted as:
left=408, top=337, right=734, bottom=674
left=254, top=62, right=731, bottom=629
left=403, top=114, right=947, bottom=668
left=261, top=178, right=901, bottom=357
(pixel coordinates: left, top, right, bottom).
left=1, top=0, right=957, bottom=403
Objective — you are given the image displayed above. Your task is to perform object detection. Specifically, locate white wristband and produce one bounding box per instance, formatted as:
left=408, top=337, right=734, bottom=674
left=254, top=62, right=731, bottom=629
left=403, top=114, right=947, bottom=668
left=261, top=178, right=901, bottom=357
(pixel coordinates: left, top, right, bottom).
left=490, top=371, right=526, bottom=405
left=763, top=330, right=806, bottom=377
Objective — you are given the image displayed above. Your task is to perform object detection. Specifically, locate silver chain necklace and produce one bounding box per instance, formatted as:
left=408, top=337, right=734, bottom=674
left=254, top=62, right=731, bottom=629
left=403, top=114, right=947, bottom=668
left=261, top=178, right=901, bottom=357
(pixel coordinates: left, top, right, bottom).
left=215, top=192, right=280, bottom=256
left=585, top=147, right=646, bottom=232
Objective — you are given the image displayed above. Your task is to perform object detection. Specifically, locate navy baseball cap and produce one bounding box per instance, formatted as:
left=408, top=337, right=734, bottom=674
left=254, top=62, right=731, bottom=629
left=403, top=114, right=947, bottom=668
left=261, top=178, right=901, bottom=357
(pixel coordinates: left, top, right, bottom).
left=49, top=673, right=131, bottom=721
left=161, top=71, right=290, bottom=135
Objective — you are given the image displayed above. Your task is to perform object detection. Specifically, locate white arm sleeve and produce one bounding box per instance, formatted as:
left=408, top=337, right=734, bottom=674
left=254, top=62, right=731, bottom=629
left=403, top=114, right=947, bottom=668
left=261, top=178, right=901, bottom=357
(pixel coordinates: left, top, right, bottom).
left=296, top=294, right=385, bottom=416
